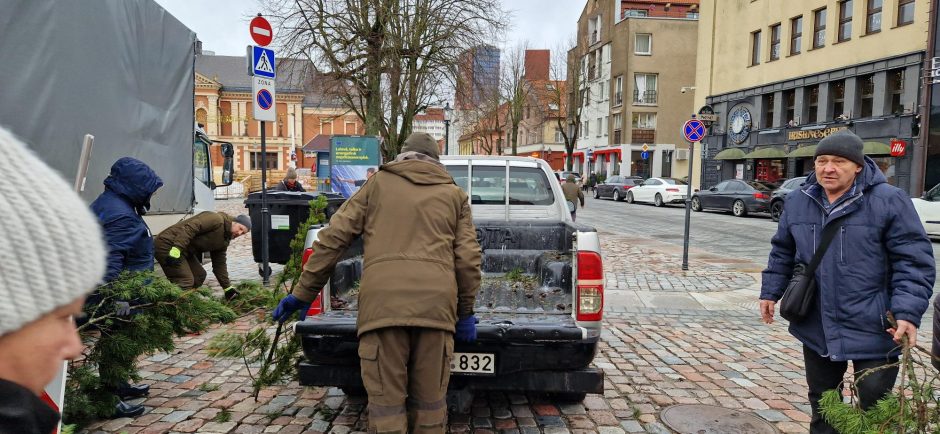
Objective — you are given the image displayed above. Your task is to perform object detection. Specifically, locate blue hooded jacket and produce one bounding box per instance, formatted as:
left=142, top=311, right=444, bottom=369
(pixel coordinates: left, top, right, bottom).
left=90, top=158, right=164, bottom=282
left=761, top=157, right=935, bottom=361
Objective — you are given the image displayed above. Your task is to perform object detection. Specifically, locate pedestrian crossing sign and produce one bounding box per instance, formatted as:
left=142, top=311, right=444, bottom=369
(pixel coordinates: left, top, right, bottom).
left=249, top=45, right=276, bottom=79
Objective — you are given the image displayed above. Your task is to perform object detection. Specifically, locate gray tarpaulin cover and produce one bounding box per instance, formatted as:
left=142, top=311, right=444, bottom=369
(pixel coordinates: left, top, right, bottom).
left=0, top=0, right=196, bottom=214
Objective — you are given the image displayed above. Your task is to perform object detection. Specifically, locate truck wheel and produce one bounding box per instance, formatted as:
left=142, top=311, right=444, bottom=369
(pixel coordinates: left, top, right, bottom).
left=546, top=392, right=587, bottom=403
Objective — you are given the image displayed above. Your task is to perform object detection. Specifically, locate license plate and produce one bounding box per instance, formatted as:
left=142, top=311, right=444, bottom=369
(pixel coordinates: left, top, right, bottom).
left=450, top=352, right=495, bottom=375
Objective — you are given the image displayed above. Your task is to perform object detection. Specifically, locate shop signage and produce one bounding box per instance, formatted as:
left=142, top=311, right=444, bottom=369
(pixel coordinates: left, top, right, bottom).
left=931, top=57, right=940, bottom=84
left=890, top=139, right=907, bottom=157
left=787, top=126, right=847, bottom=141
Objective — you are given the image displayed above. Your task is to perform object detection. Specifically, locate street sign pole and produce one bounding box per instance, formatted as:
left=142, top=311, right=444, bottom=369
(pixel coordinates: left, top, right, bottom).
left=261, top=121, right=270, bottom=285
left=246, top=14, right=276, bottom=285
left=680, top=117, right=707, bottom=271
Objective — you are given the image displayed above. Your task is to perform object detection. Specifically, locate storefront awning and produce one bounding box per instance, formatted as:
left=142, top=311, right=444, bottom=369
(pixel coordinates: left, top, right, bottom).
left=714, top=148, right=747, bottom=160
left=862, top=141, right=891, bottom=155
left=788, top=145, right=817, bottom=158
left=743, top=147, right=788, bottom=159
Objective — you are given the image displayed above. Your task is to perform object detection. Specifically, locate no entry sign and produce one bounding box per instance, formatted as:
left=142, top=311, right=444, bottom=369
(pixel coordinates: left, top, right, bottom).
left=250, top=15, right=273, bottom=47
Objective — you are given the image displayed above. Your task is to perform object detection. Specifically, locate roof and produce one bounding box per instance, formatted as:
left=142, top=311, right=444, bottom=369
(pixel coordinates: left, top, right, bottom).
left=196, top=54, right=347, bottom=108
left=302, top=134, right=332, bottom=152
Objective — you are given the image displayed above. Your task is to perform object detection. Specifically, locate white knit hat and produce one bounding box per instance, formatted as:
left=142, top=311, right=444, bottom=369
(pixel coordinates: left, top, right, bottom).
left=0, top=126, right=106, bottom=335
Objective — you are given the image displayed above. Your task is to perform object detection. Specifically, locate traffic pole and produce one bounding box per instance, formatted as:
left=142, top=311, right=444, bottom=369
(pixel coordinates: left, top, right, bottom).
left=681, top=136, right=694, bottom=271
left=261, top=121, right=270, bottom=285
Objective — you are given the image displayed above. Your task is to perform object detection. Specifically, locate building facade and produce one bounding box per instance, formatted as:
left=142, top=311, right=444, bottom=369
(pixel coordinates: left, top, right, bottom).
left=693, top=0, right=928, bottom=194
left=571, top=0, right=700, bottom=179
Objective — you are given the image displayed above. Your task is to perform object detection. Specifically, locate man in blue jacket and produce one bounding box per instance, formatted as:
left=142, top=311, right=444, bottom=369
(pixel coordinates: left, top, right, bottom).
left=759, top=130, right=935, bottom=433
left=89, top=157, right=164, bottom=418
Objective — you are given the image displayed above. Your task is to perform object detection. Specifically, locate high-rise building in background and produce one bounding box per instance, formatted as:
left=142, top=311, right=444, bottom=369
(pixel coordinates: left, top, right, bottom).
left=456, top=45, right=501, bottom=110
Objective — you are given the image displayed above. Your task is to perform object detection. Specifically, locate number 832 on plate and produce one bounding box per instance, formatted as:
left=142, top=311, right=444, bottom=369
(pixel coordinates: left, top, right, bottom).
left=450, top=352, right=495, bottom=375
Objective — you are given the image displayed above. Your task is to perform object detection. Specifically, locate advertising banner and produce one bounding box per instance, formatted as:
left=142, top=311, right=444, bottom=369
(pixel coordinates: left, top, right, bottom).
left=330, top=136, right=381, bottom=198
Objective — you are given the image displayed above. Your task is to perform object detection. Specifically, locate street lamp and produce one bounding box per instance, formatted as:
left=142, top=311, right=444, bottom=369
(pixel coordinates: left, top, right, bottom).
left=443, top=102, right=452, bottom=156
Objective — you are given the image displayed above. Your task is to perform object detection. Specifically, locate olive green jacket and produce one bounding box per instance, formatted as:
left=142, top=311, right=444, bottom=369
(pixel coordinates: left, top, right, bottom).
left=297, top=159, right=482, bottom=336
left=154, top=211, right=233, bottom=288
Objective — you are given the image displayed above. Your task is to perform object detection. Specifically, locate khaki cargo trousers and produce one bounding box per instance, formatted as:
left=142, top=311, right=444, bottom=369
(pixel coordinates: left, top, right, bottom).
left=359, top=327, right=454, bottom=434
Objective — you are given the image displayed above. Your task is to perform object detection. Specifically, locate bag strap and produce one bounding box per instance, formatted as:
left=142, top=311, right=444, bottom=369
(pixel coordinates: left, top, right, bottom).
left=806, top=222, right=841, bottom=274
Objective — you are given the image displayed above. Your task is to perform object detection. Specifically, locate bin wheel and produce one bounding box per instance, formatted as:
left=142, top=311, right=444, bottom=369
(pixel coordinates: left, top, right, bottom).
left=258, top=264, right=272, bottom=278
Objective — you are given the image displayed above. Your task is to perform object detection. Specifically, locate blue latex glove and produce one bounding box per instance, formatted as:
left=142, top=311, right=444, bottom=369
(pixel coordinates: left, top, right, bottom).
left=273, top=294, right=309, bottom=323
left=455, top=315, right=478, bottom=343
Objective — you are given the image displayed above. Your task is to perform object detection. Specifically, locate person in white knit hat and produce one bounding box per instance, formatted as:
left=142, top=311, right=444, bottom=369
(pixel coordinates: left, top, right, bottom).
left=0, top=125, right=106, bottom=433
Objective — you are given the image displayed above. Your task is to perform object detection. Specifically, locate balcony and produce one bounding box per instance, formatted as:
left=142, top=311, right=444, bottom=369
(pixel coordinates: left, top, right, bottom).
left=632, top=129, right=655, bottom=143
left=633, top=90, right=657, bottom=105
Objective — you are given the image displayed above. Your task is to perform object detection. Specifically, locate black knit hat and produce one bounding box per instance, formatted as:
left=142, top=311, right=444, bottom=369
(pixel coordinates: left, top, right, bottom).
left=814, top=130, right=865, bottom=167
left=402, top=133, right=440, bottom=160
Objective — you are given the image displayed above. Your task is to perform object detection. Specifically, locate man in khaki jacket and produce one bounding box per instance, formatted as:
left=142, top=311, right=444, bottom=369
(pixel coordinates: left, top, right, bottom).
left=274, top=133, right=482, bottom=434
left=561, top=174, right=585, bottom=221
left=154, top=211, right=250, bottom=300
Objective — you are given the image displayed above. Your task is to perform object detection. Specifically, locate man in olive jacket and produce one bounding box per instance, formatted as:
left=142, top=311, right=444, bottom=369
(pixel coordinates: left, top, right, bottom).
left=273, top=133, right=482, bottom=434
left=154, top=212, right=251, bottom=299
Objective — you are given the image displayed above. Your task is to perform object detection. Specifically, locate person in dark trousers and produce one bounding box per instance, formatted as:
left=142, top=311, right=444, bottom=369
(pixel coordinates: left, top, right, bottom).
left=588, top=172, right=597, bottom=192
left=0, top=126, right=107, bottom=434
left=562, top=174, right=585, bottom=221
left=154, top=212, right=250, bottom=301
left=273, top=132, right=482, bottom=434
left=89, top=157, right=164, bottom=417
left=274, top=167, right=306, bottom=192
left=759, top=130, right=935, bottom=433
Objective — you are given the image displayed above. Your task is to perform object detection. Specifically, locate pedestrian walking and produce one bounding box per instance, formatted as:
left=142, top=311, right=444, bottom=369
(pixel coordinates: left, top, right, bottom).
left=588, top=172, right=598, bottom=193
left=759, top=130, right=935, bottom=433
left=274, top=167, right=306, bottom=192
left=562, top=174, right=585, bottom=221
left=273, top=132, right=482, bottom=434
left=88, top=157, right=164, bottom=417
left=154, top=211, right=251, bottom=300
left=0, top=125, right=107, bottom=434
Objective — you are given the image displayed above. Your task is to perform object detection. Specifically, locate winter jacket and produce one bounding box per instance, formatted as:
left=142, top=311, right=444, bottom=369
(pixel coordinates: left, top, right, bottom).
left=562, top=181, right=584, bottom=207
left=297, top=159, right=482, bottom=336
left=90, top=157, right=163, bottom=282
left=154, top=212, right=234, bottom=288
left=274, top=179, right=306, bottom=192
left=761, top=157, right=935, bottom=361
left=0, top=378, right=59, bottom=434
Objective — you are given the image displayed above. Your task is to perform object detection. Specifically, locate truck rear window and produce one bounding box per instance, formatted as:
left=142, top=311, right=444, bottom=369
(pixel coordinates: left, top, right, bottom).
left=446, top=165, right=555, bottom=206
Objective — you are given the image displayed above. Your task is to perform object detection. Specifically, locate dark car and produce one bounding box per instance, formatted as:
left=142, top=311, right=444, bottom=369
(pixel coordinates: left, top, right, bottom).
left=769, top=176, right=807, bottom=222
left=593, top=175, right=640, bottom=201
left=691, top=179, right=774, bottom=217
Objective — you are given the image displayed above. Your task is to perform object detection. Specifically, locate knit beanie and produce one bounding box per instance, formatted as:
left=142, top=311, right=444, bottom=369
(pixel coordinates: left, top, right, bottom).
left=234, top=214, right=252, bottom=231
left=285, top=167, right=298, bottom=180
left=814, top=130, right=865, bottom=167
left=401, top=133, right=440, bottom=160
left=0, top=126, right=106, bottom=336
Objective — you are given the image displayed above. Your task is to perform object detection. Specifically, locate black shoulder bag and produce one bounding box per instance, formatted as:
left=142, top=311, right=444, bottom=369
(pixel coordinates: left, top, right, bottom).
left=779, top=222, right=841, bottom=322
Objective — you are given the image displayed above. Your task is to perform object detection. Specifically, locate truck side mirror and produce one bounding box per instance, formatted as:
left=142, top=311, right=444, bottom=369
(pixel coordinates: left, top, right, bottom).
left=220, top=142, right=235, bottom=187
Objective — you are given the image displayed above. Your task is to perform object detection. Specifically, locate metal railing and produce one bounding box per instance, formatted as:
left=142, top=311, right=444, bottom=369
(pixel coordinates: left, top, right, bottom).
left=633, top=90, right=657, bottom=104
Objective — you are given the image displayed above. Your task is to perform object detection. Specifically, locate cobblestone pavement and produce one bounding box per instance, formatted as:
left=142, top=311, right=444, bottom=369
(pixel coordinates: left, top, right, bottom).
left=78, top=197, right=939, bottom=433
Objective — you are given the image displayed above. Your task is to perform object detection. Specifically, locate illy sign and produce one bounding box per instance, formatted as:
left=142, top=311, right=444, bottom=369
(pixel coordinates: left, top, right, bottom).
left=890, top=139, right=907, bottom=157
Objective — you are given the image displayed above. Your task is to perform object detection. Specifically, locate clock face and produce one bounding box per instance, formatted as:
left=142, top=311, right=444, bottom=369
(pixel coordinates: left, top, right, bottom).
left=728, top=107, right=752, bottom=145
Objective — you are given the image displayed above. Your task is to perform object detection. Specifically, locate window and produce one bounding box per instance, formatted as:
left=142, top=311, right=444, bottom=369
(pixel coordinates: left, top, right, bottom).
left=604, top=116, right=609, bottom=136
left=555, top=129, right=564, bottom=143
left=713, top=181, right=730, bottom=191
left=613, top=115, right=623, bottom=143
left=661, top=150, right=672, bottom=178
left=859, top=74, right=875, bottom=118
left=580, top=89, right=587, bottom=107
left=784, top=90, right=796, bottom=123
left=635, top=33, right=652, bottom=55
left=632, top=112, right=657, bottom=129
left=615, top=76, right=623, bottom=105
left=634, top=73, right=658, bottom=104
left=898, top=0, right=915, bottom=26
left=751, top=31, right=762, bottom=66
left=596, top=117, right=602, bottom=137
left=623, top=9, right=648, bottom=18
left=888, top=69, right=905, bottom=114
left=687, top=12, right=700, bottom=19
left=791, top=16, right=803, bottom=55
left=193, top=137, right=210, bottom=186
left=763, top=93, right=775, bottom=127
left=584, top=120, right=589, bottom=136
left=807, top=84, right=820, bottom=121
left=866, top=0, right=882, bottom=34
left=345, top=122, right=356, bottom=134
left=839, top=0, right=853, bottom=42
left=769, top=24, right=781, bottom=61
left=250, top=152, right=279, bottom=170
left=832, top=80, right=846, bottom=119
left=813, top=8, right=827, bottom=48
left=586, top=87, right=592, bottom=105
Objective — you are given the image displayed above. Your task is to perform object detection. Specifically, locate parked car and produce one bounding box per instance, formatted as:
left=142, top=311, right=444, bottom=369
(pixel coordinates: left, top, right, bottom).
left=691, top=179, right=774, bottom=217
left=768, top=176, right=807, bottom=222
left=555, top=171, right=582, bottom=184
left=912, top=183, right=940, bottom=239
left=594, top=175, right=641, bottom=201
left=625, top=177, right=689, bottom=207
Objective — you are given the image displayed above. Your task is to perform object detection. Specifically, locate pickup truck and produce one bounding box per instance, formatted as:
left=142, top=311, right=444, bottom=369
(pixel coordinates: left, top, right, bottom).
left=294, top=156, right=605, bottom=408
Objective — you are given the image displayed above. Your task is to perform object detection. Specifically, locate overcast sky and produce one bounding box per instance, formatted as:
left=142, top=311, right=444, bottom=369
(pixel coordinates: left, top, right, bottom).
left=153, top=0, right=583, bottom=57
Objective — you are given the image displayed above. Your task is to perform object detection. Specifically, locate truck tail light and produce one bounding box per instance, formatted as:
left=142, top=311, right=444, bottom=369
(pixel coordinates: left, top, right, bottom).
left=301, top=247, right=314, bottom=266
left=666, top=188, right=680, bottom=192
left=306, top=293, right=323, bottom=317
left=753, top=192, right=769, bottom=200
left=576, top=251, right=603, bottom=322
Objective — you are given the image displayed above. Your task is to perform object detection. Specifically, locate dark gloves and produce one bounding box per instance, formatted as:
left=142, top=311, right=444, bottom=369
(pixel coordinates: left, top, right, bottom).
left=223, top=286, right=240, bottom=301
left=114, top=301, right=131, bottom=317
left=455, top=315, right=478, bottom=343
left=166, top=246, right=183, bottom=266
left=273, top=294, right=309, bottom=323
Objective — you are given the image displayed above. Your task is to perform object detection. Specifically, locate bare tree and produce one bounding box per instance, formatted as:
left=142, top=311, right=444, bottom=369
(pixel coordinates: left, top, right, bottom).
left=263, top=0, right=508, bottom=161
left=551, top=37, right=585, bottom=172
left=458, top=85, right=506, bottom=156
left=501, top=43, right=530, bottom=157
